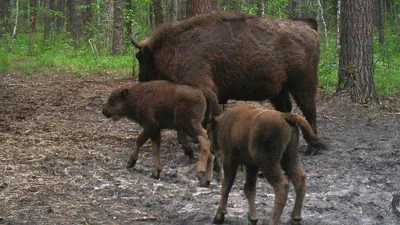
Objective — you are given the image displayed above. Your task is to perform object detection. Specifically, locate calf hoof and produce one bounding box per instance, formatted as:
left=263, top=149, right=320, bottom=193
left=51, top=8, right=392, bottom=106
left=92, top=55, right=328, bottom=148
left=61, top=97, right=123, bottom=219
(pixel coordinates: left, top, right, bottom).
left=151, top=169, right=161, bottom=179
left=197, top=172, right=210, bottom=187
left=126, top=158, right=137, bottom=168
left=290, top=217, right=302, bottom=225
left=213, top=213, right=225, bottom=224
left=247, top=214, right=258, bottom=225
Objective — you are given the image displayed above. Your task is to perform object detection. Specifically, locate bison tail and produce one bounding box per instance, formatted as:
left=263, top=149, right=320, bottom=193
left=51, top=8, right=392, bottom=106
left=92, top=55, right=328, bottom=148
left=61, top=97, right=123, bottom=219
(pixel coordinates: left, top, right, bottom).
left=283, top=113, right=326, bottom=150
left=201, top=88, right=221, bottom=118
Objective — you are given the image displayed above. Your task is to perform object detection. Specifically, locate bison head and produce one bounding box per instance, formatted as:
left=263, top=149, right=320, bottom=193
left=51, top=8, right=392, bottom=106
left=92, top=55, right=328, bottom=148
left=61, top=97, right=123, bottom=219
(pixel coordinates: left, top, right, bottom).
left=131, top=32, right=155, bottom=82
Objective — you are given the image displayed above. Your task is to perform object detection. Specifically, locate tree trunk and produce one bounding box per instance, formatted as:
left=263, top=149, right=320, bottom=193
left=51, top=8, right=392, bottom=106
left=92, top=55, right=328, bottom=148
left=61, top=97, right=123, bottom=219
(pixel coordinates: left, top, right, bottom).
left=9, top=0, right=19, bottom=52
left=377, top=0, right=385, bottom=45
left=186, top=0, right=212, bottom=18
left=317, top=0, right=328, bottom=47
left=337, top=0, right=379, bottom=104
left=67, top=0, right=74, bottom=34
left=29, top=0, right=37, bottom=32
left=112, top=0, right=124, bottom=55
left=56, top=0, right=65, bottom=33
left=44, top=0, right=51, bottom=45
left=172, top=0, right=178, bottom=22
left=153, top=0, right=163, bottom=26
left=336, top=0, right=340, bottom=47
left=0, top=0, right=11, bottom=37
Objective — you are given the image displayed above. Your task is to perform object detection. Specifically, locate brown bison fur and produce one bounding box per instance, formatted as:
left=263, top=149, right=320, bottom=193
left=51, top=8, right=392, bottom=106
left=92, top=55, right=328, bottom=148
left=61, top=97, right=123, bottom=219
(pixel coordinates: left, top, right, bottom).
left=132, top=11, right=321, bottom=153
left=102, top=80, right=220, bottom=187
left=207, top=104, right=326, bottom=225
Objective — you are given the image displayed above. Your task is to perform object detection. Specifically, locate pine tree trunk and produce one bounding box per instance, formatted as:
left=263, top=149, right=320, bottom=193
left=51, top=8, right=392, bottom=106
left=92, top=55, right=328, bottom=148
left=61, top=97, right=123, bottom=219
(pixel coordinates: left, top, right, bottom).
left=29, top=0, right=37, bottom=32
left=377, top=0, right=385, bottom=45
left=337, top=0, right=379, bottom=104
left=172, top=0, right=178, bottom=22
left=9, top=0, right=19, bottom=52
left=186, top=0, right=212, bottom=18
left=44, top=0, right=51, bottom=45
left=0, top=0, right=11, bottom=37
left=56, top=0, right=65, bottom=33
left=153, top=0, right=163, bottom=26
left=112, top=0, right=124, bottom=55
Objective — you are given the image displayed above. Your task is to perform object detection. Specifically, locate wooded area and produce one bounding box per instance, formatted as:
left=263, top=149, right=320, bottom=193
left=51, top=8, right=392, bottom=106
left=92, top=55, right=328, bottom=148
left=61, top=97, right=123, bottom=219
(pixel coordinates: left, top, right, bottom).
left=1, top=0, right=399, bottom=103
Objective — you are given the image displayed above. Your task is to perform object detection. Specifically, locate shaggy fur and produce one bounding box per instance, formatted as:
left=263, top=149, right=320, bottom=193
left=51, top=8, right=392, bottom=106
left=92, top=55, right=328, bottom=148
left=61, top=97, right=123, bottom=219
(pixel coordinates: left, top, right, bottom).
left=102, top=81, right=219, bottom=187
left=208, top=104, right=326, bottom=225
left=132, top=12, right=321, bottom=144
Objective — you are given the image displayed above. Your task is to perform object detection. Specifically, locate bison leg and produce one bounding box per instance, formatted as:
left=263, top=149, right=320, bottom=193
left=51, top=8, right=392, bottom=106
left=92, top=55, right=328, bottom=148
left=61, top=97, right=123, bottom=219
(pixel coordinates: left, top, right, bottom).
left=127, top=130, right=150, bottom=168
left=282, top=128, right=307, bottom=224
left=244, top=165, right=259, bottom=225
left=150, top=130, right=162, bottom=179
left=177, top=130, right=195, bottom=160
left=205, top=152, right=215, bottom=183
left=213, top=161, right=238, bottom=224
left=271, top=90, right=292, bottom=113
left=291, top=88, right=317, bottom=135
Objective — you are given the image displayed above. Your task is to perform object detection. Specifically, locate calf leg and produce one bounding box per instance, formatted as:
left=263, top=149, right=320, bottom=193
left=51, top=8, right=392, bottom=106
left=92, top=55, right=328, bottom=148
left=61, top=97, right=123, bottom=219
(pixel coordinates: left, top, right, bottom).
left=214, top=161, right=238, bottom=224
left=244, top=165, right=259, bottom=225
left=127, top=130, right=150, bottom=168
left=177, top=130, right=195, bottom=159
left=282, top=128, right=307, bottom=224
left=205, top=153, right=215, bottom=184
left=150, top=130, right=162, bottom=179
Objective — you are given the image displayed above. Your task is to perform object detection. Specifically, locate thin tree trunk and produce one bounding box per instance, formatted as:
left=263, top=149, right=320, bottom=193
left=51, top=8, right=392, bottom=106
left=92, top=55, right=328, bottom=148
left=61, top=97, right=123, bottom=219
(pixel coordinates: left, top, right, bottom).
left=378, top=0, right=385, bottom=45
left=153, top=0, right=163, bottom=26
left=336, top=0, right=340, bottom=47
left=337, top=0, right=379, bottom=104
left=44, top=0, right=50, bottom=45
left=56, top=0, right=65, bottom=34
left=9, top=0, right=19, bottom=52
left=29, top=0, right=37, bottom=32
left=112, top=0, right=124, bottom=55
left=172, top=0, right=178, bottom=22
left=317, top=0, right=328, bottom=48
left=1, top=0, right=11, bottom=37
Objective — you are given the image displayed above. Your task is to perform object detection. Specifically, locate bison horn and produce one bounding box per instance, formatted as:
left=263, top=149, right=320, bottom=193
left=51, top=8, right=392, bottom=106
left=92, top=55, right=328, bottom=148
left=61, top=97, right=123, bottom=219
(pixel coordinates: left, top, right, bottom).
left=131, top=32, right=143, bottom=49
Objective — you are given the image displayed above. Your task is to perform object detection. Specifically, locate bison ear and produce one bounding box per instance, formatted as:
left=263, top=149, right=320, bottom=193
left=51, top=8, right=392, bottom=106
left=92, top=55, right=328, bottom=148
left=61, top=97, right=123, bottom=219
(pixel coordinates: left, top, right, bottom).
left=121, top=89, right=129, bottom=99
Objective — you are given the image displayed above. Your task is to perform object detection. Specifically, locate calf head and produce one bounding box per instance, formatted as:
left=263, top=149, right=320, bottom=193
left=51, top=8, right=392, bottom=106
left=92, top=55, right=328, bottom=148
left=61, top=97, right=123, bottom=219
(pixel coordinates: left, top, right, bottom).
left=102, top=88, right=130, bottom=121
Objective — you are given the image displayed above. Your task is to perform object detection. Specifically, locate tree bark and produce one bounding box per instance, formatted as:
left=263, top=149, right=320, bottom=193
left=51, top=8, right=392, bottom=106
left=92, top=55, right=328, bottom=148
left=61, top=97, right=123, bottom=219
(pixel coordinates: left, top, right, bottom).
left=29, top=0, right=37, bottom=32
left=112, top=0, right=124, bottom=55
left=186, top=0, right=212, bottom=18
left=44, top=0, right=51, bottom=45
left=153, top=0, right=163, bottom=26
left=377, top=0, right=385, bottom=45
left=9, top=0, right=19, bottom=52
left=337, top=0, right=379, bottom=104
left=172, top=0, right=178, bottom=22
left=0, top=0, right=11, bottom=37
left=56, top=0, right=65, bottom=33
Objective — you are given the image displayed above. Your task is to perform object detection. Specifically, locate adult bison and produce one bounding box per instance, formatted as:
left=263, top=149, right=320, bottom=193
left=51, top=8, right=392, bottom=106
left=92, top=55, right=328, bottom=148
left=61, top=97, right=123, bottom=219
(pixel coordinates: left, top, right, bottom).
left=132, top=12, right=321, bottom=150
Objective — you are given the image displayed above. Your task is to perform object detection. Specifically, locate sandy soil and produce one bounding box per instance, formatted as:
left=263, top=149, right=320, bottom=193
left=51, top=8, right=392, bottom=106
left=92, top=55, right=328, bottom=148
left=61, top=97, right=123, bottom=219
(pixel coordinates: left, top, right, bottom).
left=0, top=73, right=399, bottom=225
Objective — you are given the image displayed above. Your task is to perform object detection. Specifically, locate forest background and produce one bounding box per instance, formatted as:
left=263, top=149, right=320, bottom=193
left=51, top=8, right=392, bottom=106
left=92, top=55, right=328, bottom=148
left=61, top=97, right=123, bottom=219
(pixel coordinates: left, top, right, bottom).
left=0, top=0, right=399, bottom=101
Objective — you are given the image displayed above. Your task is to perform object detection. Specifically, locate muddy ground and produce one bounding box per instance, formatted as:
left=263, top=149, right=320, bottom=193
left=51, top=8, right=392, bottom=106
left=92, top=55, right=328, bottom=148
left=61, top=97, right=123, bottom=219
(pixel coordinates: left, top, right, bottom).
left=0, top=73, right=399, bottom=225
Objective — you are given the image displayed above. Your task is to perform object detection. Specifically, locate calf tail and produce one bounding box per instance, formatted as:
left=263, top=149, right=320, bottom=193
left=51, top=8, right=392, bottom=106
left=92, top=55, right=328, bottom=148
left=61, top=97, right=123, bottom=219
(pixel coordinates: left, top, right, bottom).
left=283, top=113, right=326, bottom=150
left=201, top=88, right=221, bottom=117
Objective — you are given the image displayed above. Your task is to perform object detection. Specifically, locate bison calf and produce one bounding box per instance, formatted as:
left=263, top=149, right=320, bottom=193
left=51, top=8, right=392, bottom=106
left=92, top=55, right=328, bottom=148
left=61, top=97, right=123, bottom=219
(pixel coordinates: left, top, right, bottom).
left=102, top=80, right=218, bottom=187
left=208, top=104, right=326, bottom=225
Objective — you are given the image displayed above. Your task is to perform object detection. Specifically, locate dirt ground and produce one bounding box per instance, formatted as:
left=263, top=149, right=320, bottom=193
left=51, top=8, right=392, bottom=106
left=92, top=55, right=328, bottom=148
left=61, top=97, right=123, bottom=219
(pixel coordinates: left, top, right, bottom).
left=0, top=72, right=399, bottom=225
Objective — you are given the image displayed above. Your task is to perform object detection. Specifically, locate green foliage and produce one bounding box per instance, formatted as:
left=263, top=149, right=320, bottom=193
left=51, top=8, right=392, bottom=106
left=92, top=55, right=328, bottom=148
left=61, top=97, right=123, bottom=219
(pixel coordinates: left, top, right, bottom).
left=2, top=33, right=133, bottom=77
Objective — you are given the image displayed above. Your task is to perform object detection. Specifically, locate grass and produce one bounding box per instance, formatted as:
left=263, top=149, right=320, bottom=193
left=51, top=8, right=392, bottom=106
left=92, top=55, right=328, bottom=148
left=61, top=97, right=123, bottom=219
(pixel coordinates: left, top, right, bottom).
left=1, top=33, right=135, bottom=78
left=1, top=31, right=399, bottom=96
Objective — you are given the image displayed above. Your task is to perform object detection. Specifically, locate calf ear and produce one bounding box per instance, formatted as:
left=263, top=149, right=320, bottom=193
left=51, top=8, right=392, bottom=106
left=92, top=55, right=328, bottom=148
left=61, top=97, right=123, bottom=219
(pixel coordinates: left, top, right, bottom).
left=121, top=89, right=129, bottom=99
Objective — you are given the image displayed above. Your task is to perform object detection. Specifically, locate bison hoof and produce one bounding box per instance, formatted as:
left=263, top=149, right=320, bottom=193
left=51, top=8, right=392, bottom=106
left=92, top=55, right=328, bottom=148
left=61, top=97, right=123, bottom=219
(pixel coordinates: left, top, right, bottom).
left=184, top=149, right=194, bottom=160
left=151, top=169, right=161, bottom=179
left=197, top=172, right=210, bottom=187
left=213, top=213, right=225, bottom=224
left=126, top=159, right=137, bottom=168
left=305, top=146, right=319, bottom=156
left=247, top=214, right=258, bottom=225
left=290, top=217, right=302, bottom=225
